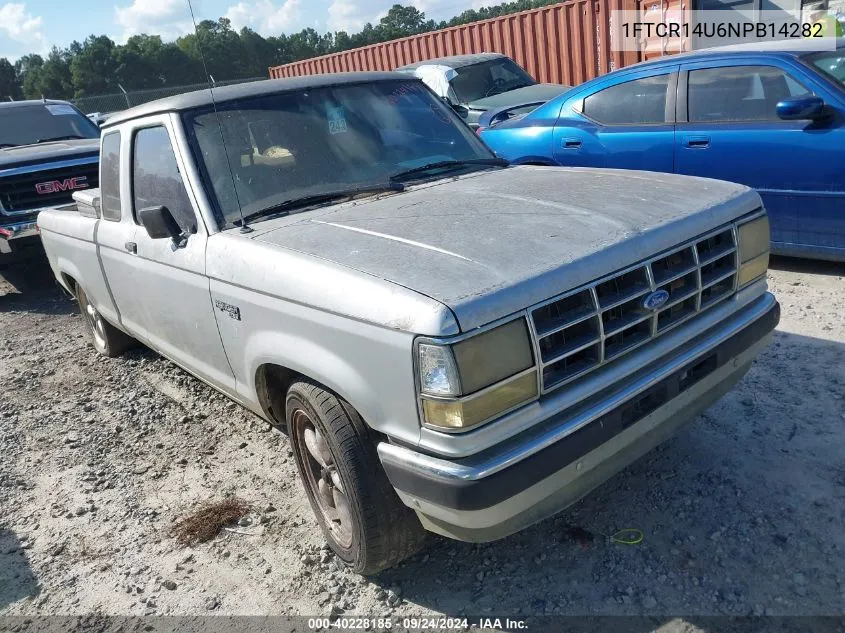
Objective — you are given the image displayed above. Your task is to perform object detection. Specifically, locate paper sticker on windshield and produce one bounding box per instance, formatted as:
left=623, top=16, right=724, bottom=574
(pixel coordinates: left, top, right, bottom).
left=327, top=107, right=347, bottom=135
left=45, top=104, right=78, bottom=116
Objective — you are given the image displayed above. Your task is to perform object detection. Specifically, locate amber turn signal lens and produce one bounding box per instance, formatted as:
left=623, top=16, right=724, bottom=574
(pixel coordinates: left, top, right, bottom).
left=738, top=253, right=769, bottom=287
left=422, top=371, right=538, bottom=430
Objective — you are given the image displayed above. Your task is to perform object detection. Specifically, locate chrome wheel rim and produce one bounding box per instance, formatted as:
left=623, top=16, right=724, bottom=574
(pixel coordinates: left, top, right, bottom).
left=292, top=409, right=354, bottom=549
left=82, top=294, right=106, bottom=350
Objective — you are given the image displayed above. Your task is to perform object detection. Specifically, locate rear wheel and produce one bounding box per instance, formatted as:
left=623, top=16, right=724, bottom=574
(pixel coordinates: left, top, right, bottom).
left=287, top=380, right=427, bottom=574
left=76, top=286, right=135, bottom=357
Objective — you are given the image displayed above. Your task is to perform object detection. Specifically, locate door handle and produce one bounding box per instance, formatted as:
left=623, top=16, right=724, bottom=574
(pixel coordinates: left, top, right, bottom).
left=124, top=241, right=137, bottom=254
left=684, top=135, right=711, bottom=148
left=562, top=137, right=582, bottom=149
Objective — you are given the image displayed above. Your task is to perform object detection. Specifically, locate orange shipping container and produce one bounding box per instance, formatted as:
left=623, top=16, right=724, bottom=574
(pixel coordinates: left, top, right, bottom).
left=269, top=0, right=646, bottom=85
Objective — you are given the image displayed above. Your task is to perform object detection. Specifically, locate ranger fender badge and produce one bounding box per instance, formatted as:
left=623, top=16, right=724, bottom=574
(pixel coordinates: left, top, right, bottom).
left=642, top=289, right=670, bottom=311
left=214, top=299, right=241, bottom=321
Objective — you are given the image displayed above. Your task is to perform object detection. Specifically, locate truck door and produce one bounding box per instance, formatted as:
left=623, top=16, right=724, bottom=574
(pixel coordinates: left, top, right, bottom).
left=94, top=129, right=141, bottom=332
left=119, top=118, right=236, bottom=391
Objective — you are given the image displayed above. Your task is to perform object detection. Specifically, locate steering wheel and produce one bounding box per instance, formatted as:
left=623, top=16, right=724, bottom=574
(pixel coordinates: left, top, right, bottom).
left=485, top=78, right=508, bottom=97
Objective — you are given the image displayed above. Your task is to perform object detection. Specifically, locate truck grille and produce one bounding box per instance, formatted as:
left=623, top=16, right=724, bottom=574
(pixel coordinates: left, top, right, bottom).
left=0, top=161, right=98, bottom=216
left=530, top=225, right=738, bottom=393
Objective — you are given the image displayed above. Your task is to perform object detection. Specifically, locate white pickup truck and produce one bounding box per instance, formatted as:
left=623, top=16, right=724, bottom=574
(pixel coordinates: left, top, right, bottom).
left=38, top=73, right=779, bottom=574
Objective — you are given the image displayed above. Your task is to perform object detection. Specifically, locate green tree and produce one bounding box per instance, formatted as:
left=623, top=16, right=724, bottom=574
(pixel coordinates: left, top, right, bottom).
left=115, top=35, right=166, bottom=89
left=71, top=35, right=120, bottom=97
left=239, top=27, right=276, bottom=77
left=19, top=48, right=72, bottom=99
left=377, top=4, right=426, bottom=39
left=15, top=54, right=44, bottom=99
left=0, top=58, right=22, bottom=101
left=177, top=18, right=254, bottom=81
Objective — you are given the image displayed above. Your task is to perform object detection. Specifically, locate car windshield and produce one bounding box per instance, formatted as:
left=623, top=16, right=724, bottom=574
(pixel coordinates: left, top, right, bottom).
left=803, top=49, right=845, bottom=89
left=0, top=103, right=100, bottom=147
left=449, top=58, right=535, bottom=103
left=183, top=79, right=495, bottom=228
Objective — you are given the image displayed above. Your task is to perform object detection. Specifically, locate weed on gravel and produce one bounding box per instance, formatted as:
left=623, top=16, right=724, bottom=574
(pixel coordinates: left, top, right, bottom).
left=171, top=496, right=249, bottom=545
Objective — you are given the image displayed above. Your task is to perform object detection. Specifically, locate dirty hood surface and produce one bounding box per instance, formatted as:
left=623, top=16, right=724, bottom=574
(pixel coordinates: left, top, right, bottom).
left=253, top=166, right=758, bottom=332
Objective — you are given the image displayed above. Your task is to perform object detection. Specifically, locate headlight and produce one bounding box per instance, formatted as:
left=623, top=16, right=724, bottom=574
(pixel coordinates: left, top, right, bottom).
left=736, top=215, right=770, bottom=287
left=417, top=319, right=538, bottom=431
left=418, top=343, right=461, bottom=397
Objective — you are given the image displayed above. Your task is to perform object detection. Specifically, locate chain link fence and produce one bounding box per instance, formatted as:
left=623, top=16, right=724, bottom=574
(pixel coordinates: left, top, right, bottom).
left=71, top=77, right=267, bottom=115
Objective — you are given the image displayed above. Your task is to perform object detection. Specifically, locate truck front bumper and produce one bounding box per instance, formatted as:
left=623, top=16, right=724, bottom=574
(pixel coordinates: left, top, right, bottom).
left=0, top=220, right=39, bottom=254
left=378, top=293, right=779, bottom=542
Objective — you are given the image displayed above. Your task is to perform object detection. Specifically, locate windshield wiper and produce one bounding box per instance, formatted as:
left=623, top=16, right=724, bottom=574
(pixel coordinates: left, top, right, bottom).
left=35, top=135, right=88, bottom=143
left=389, top=158, right=508, bottom=183
left=0, top=143, right=18, bottom=148
left=236, top=182, right=405, bottom=226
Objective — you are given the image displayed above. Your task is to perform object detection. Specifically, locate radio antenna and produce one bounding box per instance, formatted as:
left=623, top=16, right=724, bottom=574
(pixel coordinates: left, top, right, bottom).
left=186, top=0, right=251, bottom=233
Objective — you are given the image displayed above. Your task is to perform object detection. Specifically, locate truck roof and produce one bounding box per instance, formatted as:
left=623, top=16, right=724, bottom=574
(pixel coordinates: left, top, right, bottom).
left=103, top=72, right=413, bottom=128
left=0, top=99, right=75, bottom=110
left=395, top=53, right=506, bottom=71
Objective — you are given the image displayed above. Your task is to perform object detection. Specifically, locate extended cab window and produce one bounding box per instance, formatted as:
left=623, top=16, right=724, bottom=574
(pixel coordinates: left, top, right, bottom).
left=100, top=132, right=121, bottom=221
left=583, top=75, right=671, bottom=125
left=688, top=66, right=810, bottom=122
left=131, top=126, right=196, bottom=233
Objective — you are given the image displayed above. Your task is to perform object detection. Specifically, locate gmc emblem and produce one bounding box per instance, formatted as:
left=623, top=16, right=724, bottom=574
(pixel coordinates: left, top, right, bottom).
left=35, top=176, right=89, bottom=195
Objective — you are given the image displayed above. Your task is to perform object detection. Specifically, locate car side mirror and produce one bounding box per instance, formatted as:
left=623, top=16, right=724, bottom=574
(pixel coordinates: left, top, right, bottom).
left=776, top=95, right=827, bottom=121
left=139, top=205, right=182, bottom=240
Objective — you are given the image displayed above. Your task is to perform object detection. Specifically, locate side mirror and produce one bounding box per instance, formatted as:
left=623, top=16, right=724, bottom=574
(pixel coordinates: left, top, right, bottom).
left=139, top=205, right=182, bottom=240
left=776, top=95, right=826, bottom=121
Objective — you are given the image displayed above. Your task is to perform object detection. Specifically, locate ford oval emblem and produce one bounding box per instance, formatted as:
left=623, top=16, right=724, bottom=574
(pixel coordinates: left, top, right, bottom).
left=642, top=289, right=670, bottom=311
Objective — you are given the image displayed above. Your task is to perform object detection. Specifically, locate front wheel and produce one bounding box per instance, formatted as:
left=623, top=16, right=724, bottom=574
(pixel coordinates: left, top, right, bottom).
left=286, top=380, right=427, bottom=574
left=76, top=285, right=135, bottom=357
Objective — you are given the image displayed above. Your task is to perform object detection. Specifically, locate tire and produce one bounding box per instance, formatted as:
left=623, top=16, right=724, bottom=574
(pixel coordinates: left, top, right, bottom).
left=76, top=285, right=135, bottom=357
left=286, top=379, right=427, bottom=574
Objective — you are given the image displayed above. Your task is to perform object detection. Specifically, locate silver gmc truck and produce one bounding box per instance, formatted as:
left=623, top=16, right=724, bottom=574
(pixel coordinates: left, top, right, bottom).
left=37, top=73, right=780, bottom=574
left=0, top=100, right=100, bottom=254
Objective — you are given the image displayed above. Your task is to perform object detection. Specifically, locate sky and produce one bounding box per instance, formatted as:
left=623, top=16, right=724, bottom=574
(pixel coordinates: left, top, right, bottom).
left=0, top=0, right=495, bottom=61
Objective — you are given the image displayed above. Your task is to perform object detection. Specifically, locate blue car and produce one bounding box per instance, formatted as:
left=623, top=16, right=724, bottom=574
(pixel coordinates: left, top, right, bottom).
left=479, top=40, right=845, bottom=261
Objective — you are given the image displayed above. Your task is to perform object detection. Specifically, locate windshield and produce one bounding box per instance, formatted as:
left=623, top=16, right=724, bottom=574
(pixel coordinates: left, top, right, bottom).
left=449, top=58, right=536, bottom=104
left=0, top=103, right=100, bottom=147
left=184, top=79, right=494, bottom=228
left=804, top=49, right=845, bottom=90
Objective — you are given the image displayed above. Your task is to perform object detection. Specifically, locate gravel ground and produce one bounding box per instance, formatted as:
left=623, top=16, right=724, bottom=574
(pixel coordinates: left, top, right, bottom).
left=1, top=243, right=844, bottom=623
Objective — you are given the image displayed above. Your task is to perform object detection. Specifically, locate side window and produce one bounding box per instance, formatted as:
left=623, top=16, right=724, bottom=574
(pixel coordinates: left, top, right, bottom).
left=688, top=66, right=811, bottom=123
left=100, top=132, right=121, bottom=221
left=583, top=74, right=671, bottom=125
left=132, top=126, right=197, bottom=233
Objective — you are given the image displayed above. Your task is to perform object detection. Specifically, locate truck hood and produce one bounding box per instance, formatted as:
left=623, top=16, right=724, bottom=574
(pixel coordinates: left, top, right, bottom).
left=467, top=83, right=570, bottom=112
left=251, top=167, right=759, bottom=332
left=0, top=138, right=99, bottom=170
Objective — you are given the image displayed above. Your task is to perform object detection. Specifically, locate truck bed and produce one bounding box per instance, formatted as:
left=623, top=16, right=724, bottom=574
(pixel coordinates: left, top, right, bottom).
left=38, top=190, right=120, bottom=326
